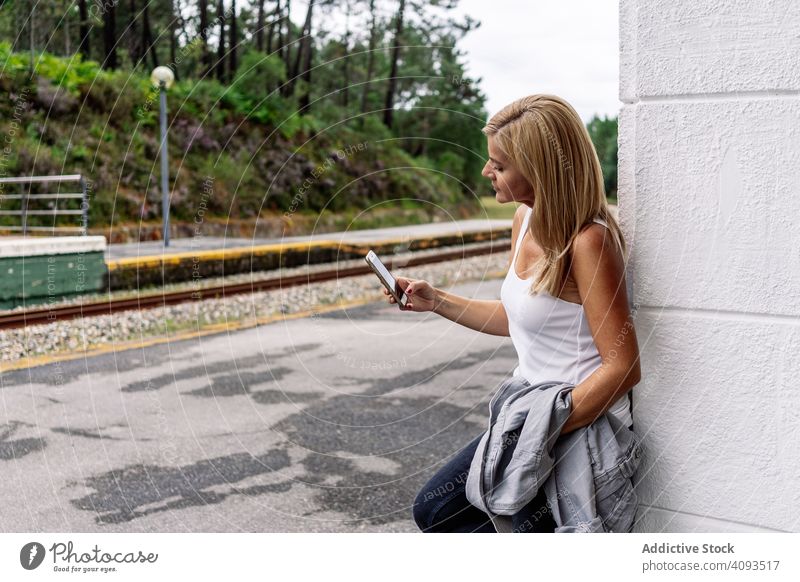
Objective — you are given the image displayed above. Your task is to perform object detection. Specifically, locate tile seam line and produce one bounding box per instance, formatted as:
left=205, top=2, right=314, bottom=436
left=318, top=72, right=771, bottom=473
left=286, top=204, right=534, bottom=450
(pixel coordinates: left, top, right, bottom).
left=621, top=89, right=800, bottom=104
left=637, top=304, right=800, bottom=324
left=640, top=504, right=788, bottom=532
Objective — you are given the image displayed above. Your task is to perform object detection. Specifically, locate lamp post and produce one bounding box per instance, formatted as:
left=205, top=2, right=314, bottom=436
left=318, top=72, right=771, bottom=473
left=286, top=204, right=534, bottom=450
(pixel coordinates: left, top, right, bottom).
left=150, top=66, right=175, bottom=247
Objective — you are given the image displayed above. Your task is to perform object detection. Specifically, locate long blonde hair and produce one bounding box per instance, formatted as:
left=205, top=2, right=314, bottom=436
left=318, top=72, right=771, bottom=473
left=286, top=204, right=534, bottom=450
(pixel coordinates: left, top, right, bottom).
left=483, top=94, right=627, bottom=297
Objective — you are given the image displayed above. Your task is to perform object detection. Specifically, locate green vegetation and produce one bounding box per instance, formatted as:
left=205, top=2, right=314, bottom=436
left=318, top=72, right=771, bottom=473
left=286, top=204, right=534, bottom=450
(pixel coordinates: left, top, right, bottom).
left=586, top=114, right=618, bottom=199
left=0, top=1, right=618, bottom=236
left=0, top=0, right=490, bottom=234
left=478, top=196, right=519, bottom=220
left=0, top=45, right=487, bottom=233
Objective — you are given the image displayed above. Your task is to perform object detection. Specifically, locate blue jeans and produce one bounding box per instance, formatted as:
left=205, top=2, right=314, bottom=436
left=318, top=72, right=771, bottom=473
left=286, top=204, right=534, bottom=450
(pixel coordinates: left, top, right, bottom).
left=412, top=431, right=557, bottom=533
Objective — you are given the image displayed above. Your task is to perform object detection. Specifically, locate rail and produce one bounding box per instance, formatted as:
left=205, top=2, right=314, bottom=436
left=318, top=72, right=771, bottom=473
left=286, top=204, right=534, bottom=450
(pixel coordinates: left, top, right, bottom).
left=0, top=240, right=511, bottom=330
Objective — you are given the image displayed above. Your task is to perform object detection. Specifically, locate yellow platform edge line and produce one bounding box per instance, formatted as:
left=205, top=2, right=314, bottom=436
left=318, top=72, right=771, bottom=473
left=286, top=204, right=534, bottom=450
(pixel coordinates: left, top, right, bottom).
left=105, top=239, right=343, bottom=270
left=105, top=229, right=511, bottom=271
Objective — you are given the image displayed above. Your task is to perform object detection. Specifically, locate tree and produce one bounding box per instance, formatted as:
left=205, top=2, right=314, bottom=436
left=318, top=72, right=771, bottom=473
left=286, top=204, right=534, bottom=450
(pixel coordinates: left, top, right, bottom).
left=103, top=2, right=117, bottom=69
left=383, top=0, right=405, bottom=128
left=228, top=0, right=238, bottom=80
left=128, top=0, right=141, bottom=65
left=63, top=0, right=71, bottom=54
left=586, top=115, right=619, bottom=198
left=289, top=0, right=312, bottom=95
left=267, top=0, right=279, bottom=55
left=256, top=0, right=266, bottom=51
left=215, top=0, right=226, bottom=81
left=78, top=0, right=90, bottom=58
left=169, top=0, right=179, bottom=78
left=339, top=0, right=352, bottom=107
left=275, top=0, right=284, bottom=57
left=359, top=0, right=378, bottom=127
left=199, top=0, right=211, bottom=75
left=0, top=0, right=491, bottom=218
left=279, top=0, right=292, bottom=96
left=296, top=0, right=315, bottom=114
left=382, top=0, right=475, bottom=129
left=141, top=1, right=157, bottom=69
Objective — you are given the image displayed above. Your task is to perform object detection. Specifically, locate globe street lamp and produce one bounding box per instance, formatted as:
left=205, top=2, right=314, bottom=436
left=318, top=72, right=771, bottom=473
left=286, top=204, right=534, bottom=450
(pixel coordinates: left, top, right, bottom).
left=150, top=66, right=175, bottom=247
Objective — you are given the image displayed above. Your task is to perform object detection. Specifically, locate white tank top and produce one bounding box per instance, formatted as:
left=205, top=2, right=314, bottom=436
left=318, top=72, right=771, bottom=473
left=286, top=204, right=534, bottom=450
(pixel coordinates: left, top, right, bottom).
left=500, top=206, right=634, bottom=429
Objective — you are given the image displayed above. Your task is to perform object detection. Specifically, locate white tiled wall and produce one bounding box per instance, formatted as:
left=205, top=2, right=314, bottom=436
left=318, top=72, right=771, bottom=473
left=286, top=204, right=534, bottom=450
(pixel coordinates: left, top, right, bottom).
left=619, top=0, right=800, bottom=532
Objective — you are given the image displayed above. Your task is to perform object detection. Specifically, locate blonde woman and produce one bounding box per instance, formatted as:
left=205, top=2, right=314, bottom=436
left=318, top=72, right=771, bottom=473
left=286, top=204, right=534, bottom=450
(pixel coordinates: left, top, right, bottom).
left=383, top=94, right=641, bottom=533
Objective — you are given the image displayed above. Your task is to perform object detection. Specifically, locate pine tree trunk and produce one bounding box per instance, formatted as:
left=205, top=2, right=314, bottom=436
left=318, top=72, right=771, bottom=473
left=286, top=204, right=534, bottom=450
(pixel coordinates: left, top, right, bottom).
left=63, top=0, right=71, bottom=55
left=228, top=0, right=237, bottom=81
left=256, top=0, right=265, bottom=52
left=383, top=0, right=406, bottom=128
left=142, top=2, right=157, bottom=69
left=297, top=2, right=315, bottom=114
left=199, top=0, right=211, bottom=75
left=267, top=1, right=282, bottom=93
left=290, top=0, right=312, bottom=97
left=103, top=3, right=117, bottom=69
left=170, top=1, right=178, bottom=79
left=280, top=0, right=292, bottom=96
left=216, top=0, right=226, bottom=82
left=275, top=0, right=283, bottom=57
left=342, top=0, right=351, bottom=108
left=267, top=0, right=277, bottom=55
left=78, top=0, right=90, bottom=58
left=128, top=0, right=140, bottom=64
left=359, top=0, right=377, bottom=128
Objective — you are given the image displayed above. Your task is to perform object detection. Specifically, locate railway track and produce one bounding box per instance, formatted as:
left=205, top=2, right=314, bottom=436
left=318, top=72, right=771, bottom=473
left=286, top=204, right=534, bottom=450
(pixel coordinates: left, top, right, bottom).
left=0, top=240, right=511, bottom=331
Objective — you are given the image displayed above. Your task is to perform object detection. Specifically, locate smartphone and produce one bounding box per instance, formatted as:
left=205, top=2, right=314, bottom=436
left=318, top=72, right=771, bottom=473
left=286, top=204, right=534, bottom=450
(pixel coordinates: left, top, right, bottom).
left=365, top=250, right=409, bottom=309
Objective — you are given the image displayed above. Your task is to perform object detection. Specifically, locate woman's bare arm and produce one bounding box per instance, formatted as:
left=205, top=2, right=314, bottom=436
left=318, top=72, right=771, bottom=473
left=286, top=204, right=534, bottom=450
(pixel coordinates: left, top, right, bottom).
left=429, top=205, right=527, bottom=337
left=431, top=290, right=510, bottom=336
left=560, top=223, right=642, bottom=434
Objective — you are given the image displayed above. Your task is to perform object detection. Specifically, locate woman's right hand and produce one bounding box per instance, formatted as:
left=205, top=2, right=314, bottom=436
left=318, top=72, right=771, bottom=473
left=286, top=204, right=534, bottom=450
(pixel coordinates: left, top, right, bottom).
left=383, top=276, right=437, bottom=312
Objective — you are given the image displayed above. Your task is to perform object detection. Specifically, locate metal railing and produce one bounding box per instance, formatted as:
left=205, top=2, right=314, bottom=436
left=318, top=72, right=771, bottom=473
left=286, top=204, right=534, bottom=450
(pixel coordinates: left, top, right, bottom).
left=0, top=174, right=89, bottom=235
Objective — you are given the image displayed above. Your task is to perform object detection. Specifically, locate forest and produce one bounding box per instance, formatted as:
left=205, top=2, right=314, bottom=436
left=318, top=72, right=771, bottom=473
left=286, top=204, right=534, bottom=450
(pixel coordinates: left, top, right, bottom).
left=0, top=1, right=617, bottom=238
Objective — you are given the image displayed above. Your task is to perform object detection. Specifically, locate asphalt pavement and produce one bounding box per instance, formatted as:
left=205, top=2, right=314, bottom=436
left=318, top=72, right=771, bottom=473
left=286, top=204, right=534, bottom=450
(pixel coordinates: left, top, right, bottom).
left=0, top=276, right=517, bottom=532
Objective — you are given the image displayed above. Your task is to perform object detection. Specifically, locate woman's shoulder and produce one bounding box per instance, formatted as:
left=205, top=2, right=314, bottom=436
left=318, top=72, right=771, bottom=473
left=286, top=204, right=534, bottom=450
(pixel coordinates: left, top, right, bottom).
left=514, top=203, right=531, bottom=223
left=507, top=205, right=531, bottom=270
left=510, top=204, right=530, bottom=241
left=572, top=219, right=624, bottom=270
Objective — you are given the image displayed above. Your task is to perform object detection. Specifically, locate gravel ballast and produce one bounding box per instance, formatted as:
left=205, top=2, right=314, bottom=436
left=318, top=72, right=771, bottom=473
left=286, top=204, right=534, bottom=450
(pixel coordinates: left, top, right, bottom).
left=0, top=243, right=510, bottom=364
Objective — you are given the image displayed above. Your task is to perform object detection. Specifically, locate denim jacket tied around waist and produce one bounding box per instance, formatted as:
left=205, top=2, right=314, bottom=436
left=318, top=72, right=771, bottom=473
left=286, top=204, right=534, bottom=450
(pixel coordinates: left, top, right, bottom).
left=464, top=376, right=642, bottom=533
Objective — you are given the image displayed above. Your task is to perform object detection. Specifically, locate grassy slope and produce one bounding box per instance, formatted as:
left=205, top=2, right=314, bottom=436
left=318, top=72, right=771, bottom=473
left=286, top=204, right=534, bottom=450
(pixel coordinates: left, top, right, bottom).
left=0, top=47, right=478, bottom=238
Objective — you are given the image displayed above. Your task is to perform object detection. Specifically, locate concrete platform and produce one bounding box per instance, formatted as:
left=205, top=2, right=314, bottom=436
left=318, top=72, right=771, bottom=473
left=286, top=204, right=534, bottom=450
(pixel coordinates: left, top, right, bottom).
left=1, top=235, right=106, bottom=257
left=0, top=236, right=108, bottom=309
left=103, top=218, right=513, bottom=262
left=103, top=218, right=515, bottom=291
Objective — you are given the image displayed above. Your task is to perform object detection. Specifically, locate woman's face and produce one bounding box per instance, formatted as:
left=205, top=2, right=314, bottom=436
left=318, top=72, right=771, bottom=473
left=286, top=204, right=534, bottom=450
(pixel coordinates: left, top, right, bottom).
left=481, top=135, right=535, bottom=207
